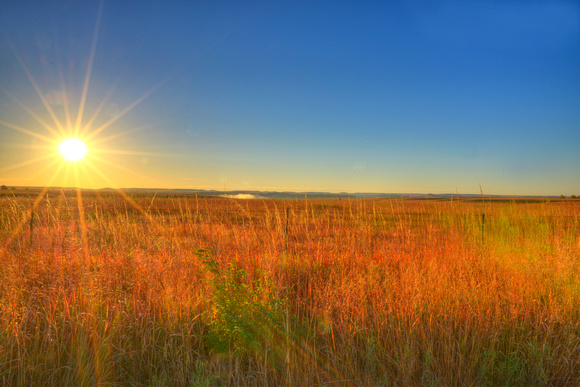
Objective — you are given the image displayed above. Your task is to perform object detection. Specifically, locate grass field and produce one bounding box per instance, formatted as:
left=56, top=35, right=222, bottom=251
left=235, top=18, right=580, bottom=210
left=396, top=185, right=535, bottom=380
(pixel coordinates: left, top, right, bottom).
left=0, top=191, right=579, bottom=385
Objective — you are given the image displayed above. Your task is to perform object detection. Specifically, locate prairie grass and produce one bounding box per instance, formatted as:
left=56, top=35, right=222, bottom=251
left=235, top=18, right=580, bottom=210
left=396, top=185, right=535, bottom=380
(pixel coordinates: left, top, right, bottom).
left=0, top=191, right=579, bottom=385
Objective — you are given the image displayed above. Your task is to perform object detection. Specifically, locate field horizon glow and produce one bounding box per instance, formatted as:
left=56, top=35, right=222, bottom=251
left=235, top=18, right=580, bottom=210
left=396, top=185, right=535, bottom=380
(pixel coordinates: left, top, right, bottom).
left=0, top=189, right=578, bottom=385
left=1, top=1, right=579, bottom=385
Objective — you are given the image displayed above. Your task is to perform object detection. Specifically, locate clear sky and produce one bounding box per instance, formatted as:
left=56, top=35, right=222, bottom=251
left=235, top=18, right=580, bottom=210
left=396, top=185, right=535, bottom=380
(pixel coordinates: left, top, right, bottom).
left=1, top=0, right=579, bottom=195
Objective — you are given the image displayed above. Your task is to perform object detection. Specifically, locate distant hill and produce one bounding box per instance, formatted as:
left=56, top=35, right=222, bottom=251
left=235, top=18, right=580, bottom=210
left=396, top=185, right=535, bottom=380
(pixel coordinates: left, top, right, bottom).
left=5, top=186, right=560, bottom=200
left=96, top=188, right=559, bottom=200
left=72, top=187, right=562, bottom=200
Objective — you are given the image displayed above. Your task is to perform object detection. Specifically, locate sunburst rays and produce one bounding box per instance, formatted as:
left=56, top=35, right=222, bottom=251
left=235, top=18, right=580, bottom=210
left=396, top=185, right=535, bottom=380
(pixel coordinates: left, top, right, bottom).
left=0, top=0, right=183, bottom=263
left=74, top=0, right=104, bottom=139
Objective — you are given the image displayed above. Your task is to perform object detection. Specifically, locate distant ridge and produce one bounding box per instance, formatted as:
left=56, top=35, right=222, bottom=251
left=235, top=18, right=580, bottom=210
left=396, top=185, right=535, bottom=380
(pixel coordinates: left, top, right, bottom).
left=97, top=188, right=561, bottom=200
left=5, top=186, right=558, bottom=200
left=4, top=186, right=562, bottom=199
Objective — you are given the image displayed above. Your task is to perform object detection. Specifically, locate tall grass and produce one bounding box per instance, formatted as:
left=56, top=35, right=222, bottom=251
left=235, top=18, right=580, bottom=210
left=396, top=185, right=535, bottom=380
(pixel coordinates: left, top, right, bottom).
left=0, top=191, right=579, bottom=385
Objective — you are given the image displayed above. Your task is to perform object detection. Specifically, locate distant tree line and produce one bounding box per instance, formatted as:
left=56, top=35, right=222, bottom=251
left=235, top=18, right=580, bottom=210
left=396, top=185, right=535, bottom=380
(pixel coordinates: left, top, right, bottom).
left=560, top=194, right=579, bottom=199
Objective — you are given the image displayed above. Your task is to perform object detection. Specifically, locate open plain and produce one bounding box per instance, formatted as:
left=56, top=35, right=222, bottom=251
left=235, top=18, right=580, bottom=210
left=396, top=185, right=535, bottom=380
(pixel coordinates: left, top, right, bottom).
left=0, top=191, right=579, bottom=385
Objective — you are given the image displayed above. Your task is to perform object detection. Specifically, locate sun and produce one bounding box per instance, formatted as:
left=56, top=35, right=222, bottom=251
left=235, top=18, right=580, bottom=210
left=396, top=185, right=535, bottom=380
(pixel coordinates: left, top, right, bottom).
left=59, top=138, right=87, bottom=161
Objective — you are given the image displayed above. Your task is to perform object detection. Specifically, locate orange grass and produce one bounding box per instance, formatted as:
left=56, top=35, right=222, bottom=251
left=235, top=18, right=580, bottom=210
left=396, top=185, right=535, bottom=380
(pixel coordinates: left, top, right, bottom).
left=0, top=191, right=579, bottom=385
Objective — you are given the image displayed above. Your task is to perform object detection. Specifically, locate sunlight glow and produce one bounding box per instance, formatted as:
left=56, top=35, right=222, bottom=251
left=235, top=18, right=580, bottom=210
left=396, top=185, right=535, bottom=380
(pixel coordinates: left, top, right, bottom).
left=59, top=138, right=87, bottom=161
left=1, top=0, right=162, bottom=191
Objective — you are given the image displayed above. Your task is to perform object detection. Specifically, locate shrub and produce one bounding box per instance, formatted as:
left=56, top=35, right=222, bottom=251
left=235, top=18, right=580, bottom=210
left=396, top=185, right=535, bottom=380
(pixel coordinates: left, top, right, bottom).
left=198, top=248, right=288, bottom=360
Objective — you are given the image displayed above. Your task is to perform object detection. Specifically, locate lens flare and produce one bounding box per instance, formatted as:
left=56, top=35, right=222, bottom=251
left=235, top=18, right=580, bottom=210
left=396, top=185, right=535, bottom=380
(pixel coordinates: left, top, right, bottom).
left=59, top=138, right=87, bottom=161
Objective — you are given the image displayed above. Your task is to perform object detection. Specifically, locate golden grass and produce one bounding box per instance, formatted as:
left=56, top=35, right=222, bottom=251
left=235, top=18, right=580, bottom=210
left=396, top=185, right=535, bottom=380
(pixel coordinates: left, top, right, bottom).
left=0, top=191, right=579, bottom=385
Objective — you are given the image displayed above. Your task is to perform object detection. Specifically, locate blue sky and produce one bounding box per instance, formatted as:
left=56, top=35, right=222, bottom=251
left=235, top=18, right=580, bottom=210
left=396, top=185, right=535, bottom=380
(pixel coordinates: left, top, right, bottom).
left=1, top=0, right=579, bottom=195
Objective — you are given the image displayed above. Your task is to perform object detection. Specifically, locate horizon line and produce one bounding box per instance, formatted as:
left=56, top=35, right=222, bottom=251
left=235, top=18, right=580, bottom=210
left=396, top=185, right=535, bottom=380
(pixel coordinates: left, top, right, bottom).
left=0, top=184, right=571, bottom=198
